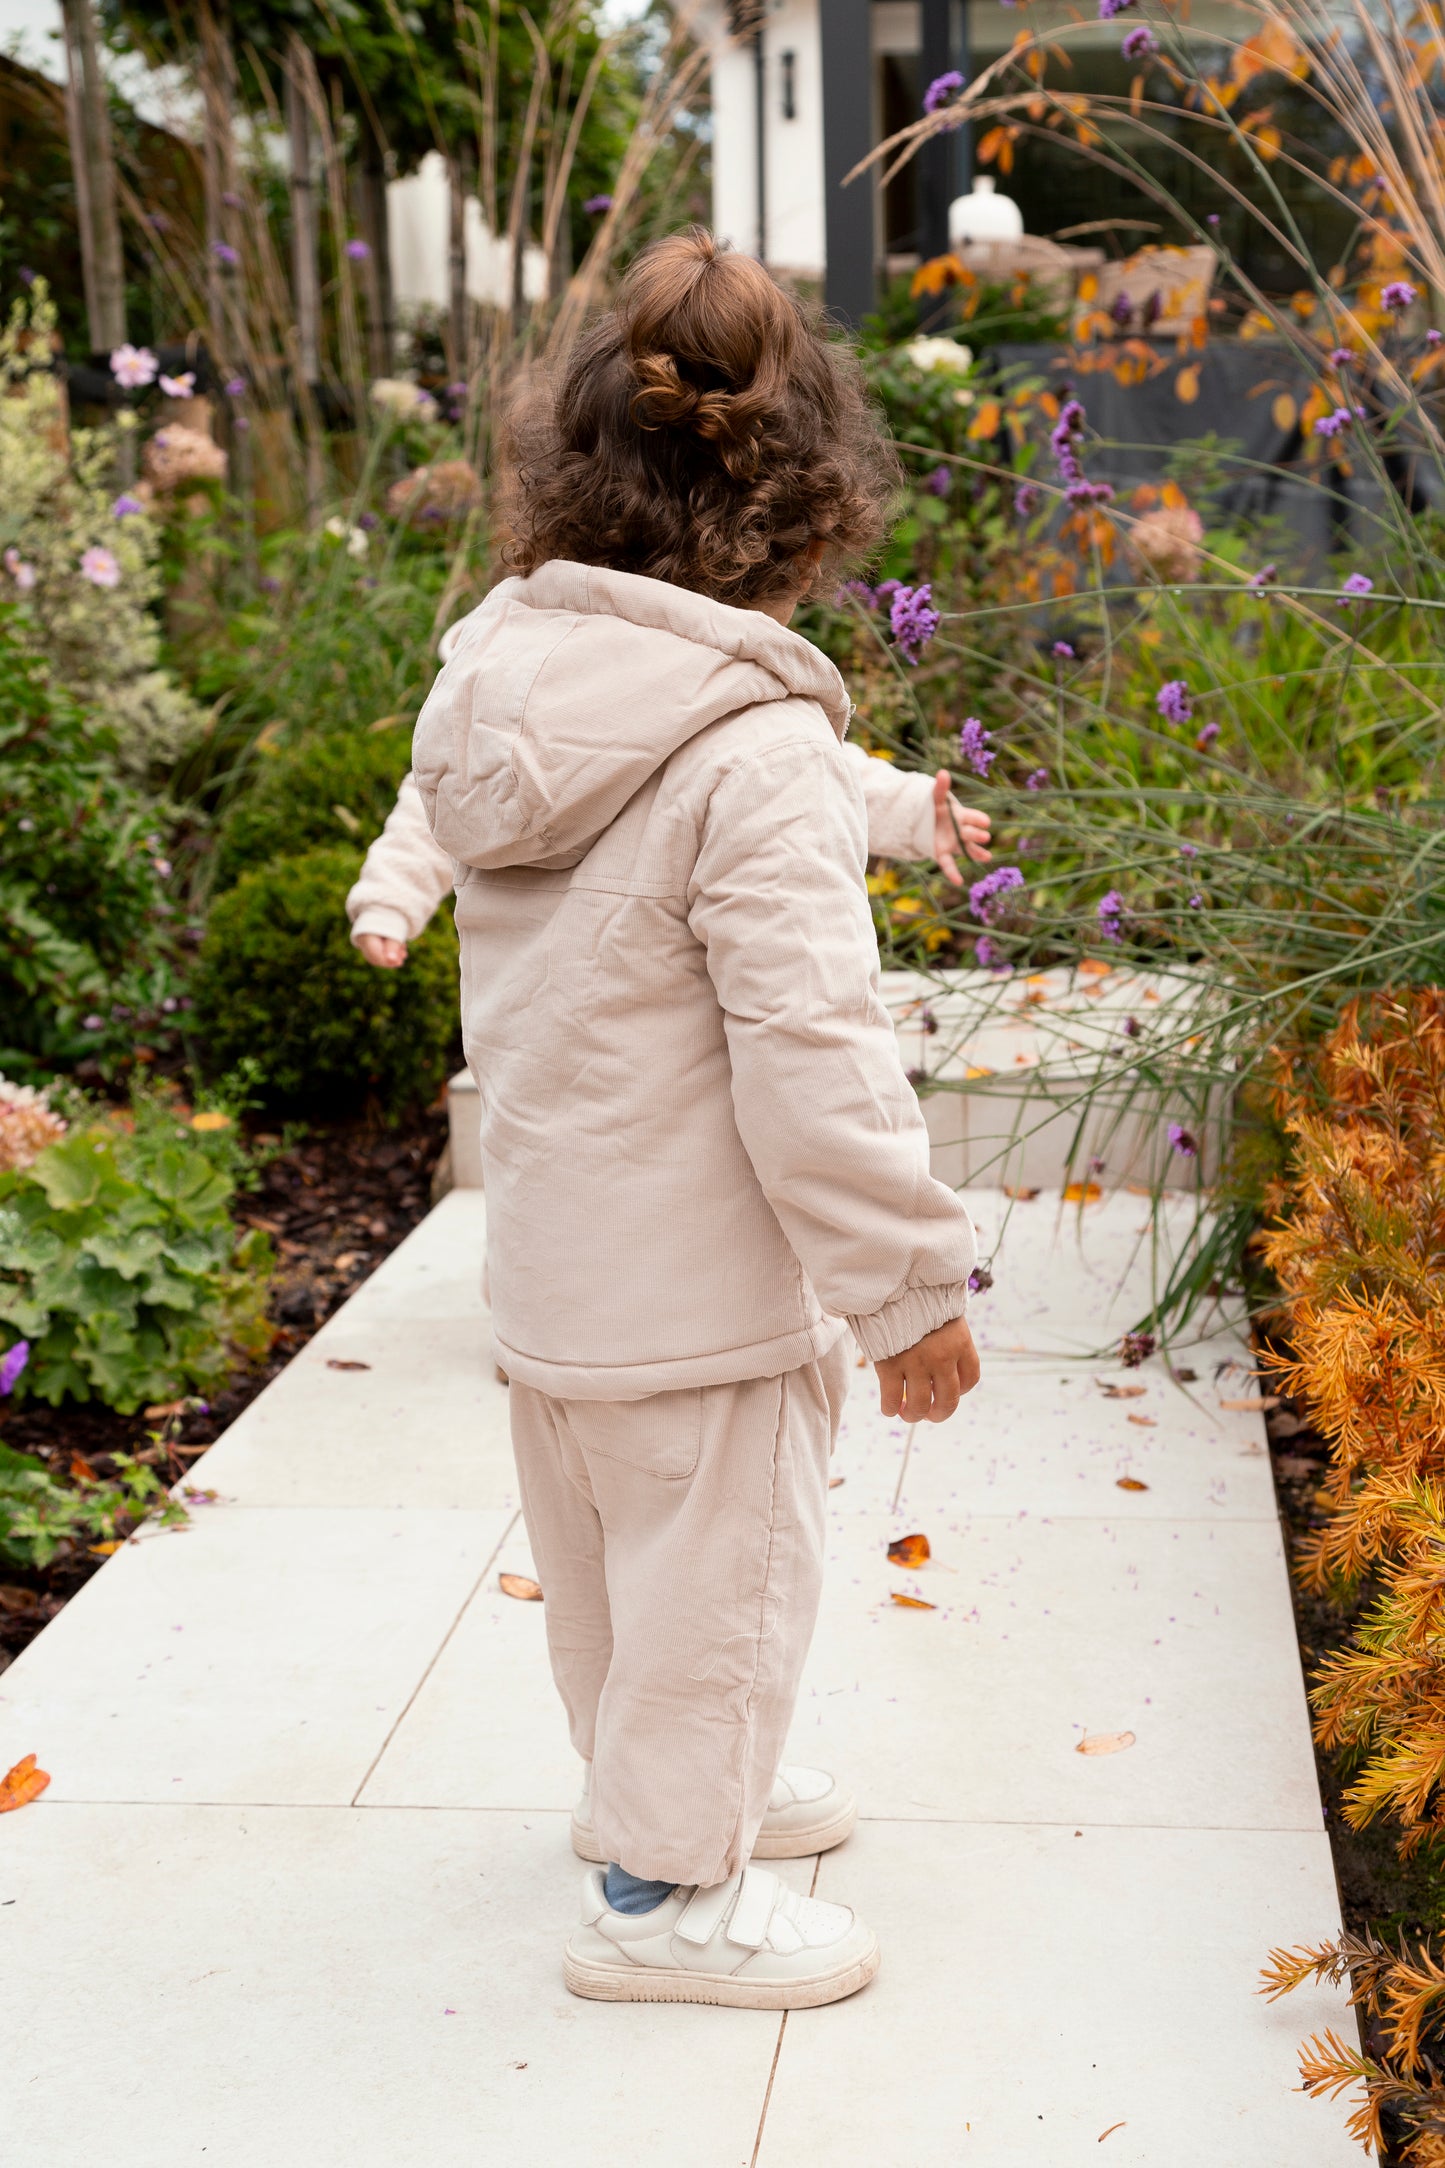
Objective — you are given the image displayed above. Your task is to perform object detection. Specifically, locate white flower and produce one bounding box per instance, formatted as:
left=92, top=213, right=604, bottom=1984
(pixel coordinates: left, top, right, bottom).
left=369, top=376, right=437, bottom=420
left=111, top=344, right=159, bottom=389
left=324, top=516, right=369, bottom=559
left=80, top=545, right=121, bottom=589
left=902, top=336, right=975, bottom=377
left=159, top=371, right=195, bottom=399
left=3, top=547, right=36, bottom=591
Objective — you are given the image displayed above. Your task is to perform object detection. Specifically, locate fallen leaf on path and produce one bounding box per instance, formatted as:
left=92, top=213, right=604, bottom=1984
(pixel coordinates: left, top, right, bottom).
left=1116, top=1477, right=1150, bottom=1492
left=1063, top=1181, right=1103, bottom=1203
left=887, top=1533, right=931, bottom=1568
left=190, top=1111, right=232, bottom=1132
left=1078, top=958, right=1113, bottom=976
left=1076, top=1730, right=1135, bottom=1756
left=88, top=1541, right=123, bottom=1557
left=326, top=1359, right=371, bottom=1372
left=889, top=1591, right=937, bottom=1611
left=1169, top=1366, right=1198, bottom=1384
left=965, top=1063, right=995, bottom=1079
left=0, top=1753, right=50, bottom=1811
left=1003, top=1184, right=1041, bottom=1200
left=1099, top=1383, right=1146, bottom=1400
left=499, top=1573, right=543, bottom=1602
left=1098, top=2124, right=1127, bottom=2144
left=68, top=1452, right=98, bottom=1485
left=828, top=1474, right=846, bottom=1489
left=1127, top=1413, right=1157, bottom=1428
left=1220, top=1395, right=1280, bottom=1412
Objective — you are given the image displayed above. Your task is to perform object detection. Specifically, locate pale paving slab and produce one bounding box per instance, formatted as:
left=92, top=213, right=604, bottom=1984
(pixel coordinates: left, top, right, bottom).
left=0, top=1506, right=511, bottom=1803
left=0, top=1803, right=808, bottom=2167
left=758, top=1819, right=1359, bottom=2168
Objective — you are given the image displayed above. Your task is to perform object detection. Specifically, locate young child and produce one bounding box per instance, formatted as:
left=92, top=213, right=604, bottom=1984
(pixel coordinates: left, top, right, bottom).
left=409, top=229, right=982, bottom=2012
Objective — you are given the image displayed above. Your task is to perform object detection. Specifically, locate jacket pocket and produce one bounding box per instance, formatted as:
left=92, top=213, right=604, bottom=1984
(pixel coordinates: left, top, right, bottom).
left=566, top=1386, right=703, bottom=1481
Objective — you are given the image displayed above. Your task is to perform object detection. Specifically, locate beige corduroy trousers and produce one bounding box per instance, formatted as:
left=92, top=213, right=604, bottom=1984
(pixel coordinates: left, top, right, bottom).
left=509, top=1339, right=851, bottom=1888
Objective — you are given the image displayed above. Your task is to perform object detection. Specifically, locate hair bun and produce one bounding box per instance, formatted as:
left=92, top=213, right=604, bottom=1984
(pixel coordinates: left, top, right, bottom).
left=631, top=350, right=702, bottom=428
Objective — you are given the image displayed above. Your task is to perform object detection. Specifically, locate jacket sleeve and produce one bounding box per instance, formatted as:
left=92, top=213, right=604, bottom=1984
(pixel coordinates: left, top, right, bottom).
left=687, top=733, right=976, bottom=1361
left=345, top=772, right=456, bottom=946
left=840, top=740, right=936, bottom=862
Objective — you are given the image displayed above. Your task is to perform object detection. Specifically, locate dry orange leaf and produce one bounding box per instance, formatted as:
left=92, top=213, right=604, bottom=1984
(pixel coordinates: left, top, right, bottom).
left=1127, top=1413, right=1157, bottom=1428
left=190, top=1110, right=232, bottom=1132
left=1063, top=1181, right=1103, bottom=1203
left=829, top=1473, right=846, bottom=1489
left=1100, top=1383, right=1146, bottom=1400
left=966, top=400, right=1003, bottom=440
left=0, top=1752, right=51, bottom=1812
left=499, top=1573, right=543, bottom=1602
left=88, top=1540, right=123, bottom=1557
left=145, top=1399, right=190, bottom=1419
left=1116, top=1477, right=1150, bottom=1492
left=326, top=1358, right=371, bottom=1372
left=1098, top=2124, right=1128, bottom=2145
left=1078, top=958, right=1112, bottom=977
left=1271, top=391, right=1298, bottom=432
left=1220, top=1395, right=1280, bottom=1412
left=888, top=1532, right=931, bottom=1568
left=889, top=1591, right=937, bottom=1611
left=1003, top=1184, right=1041, bottom=1200
left=1076, top=1730, right=1135, bottom=1756
left=1175, top=364, right=1201, bottom=404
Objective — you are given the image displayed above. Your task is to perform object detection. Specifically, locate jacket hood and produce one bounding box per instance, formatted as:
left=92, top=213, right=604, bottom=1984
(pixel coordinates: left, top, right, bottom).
left=412, top=561, right=850, bottom=871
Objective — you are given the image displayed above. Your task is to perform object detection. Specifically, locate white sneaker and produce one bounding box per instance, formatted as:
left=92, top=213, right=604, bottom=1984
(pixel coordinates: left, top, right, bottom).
left=570, top=1764, right=857, bottom=1863
left=563, top=1864, right=880, bottom=2009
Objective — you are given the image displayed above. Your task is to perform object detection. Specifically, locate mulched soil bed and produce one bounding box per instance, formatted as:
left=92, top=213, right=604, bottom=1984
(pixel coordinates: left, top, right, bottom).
left=0, top=1106, right=447, bottom=1676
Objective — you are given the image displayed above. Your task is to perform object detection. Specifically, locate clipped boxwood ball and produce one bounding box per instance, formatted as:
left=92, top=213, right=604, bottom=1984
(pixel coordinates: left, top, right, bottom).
left=212, top=727, right=414, bottom=893
left=193, top=844, right=458, bottom=1119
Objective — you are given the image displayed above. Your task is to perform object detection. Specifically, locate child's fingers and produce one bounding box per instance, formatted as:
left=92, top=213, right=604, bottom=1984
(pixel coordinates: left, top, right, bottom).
left=937, top=847, right=963, bottom=889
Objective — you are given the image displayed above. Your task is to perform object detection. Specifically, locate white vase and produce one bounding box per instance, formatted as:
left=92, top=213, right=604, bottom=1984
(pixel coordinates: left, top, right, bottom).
left=948, top=176, right=1024, bottom=246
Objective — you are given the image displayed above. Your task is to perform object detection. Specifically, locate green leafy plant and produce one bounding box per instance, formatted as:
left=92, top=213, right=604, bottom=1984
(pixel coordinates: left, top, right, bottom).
left=0, top=608, right=188, bottom=1079
left=192, top=843, right=459, bottom=1119
left=210, top=723, right=414, bottom=894
left=0, top=1099, right=273, bottom=1413
left=0, top=1439, right=187, bottom=1570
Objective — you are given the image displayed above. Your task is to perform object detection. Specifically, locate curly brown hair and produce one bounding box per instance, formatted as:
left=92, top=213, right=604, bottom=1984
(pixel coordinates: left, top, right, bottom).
left=502, top=229, right=900, bottom=607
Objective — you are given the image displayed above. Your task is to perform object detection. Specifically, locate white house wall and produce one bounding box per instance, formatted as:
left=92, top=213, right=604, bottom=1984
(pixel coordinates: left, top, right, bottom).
left=703, top=0, right=825, bottom=281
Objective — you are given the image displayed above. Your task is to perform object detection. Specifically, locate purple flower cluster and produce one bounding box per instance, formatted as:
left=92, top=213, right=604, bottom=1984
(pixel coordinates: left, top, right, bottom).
left=926, top=464, right=952, bottom=497
left=1428, top=329, right=1444, bottom=350
left=974, top=935, right=1008, bottom=970
left=0, top=1338, right=27, bottom=1395
left=1121, top=23, right=1157, bottom=57
left=890, top=582, right=940, bottom=663
left=1052, top=640, right=1076, bottom=660
left=968, top=1264, right=994, bottom=1295
left=583, top=194, right=614, bottom=216
left=1014, top=481, right=1041, bottom=517
left=1156, top=678, right=1193, bottom=725
left=1247, top=563, right=1277, bottom=593
left=1050, top=397, right=1115, bottom=507
left=923, top=69, right=964, bottom=114
left=1195, top=720, right=1221, bottom=750
left=1328, top=347, right=1354, bottom=368
left=212, top=240, right=240, bottom=266
left=958, top=717, right=995, bottom=776
left=1098, top=0, right=1135, bottom=17
left=968, top=864, right=1024, bottom=923
left=1096, top=889, right=1126, bottom=940
left=1314, top=407, right=1352, bottom=439
left=1382, top=280, right=1418, bottom=311
left=1025, top=767, right=1049, bottom=791
left=345, top=238, right=371, bottom=261
left=1167, top=1123, right=1199, bottom=1158
left=1339, top=572, right=1374, bottom=604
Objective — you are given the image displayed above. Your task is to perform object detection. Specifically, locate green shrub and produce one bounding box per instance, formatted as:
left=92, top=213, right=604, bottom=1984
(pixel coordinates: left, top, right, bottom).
left=0, top=611, right=187, bottom=1079
left=0, top=1440, right=185, bottom=1570
left=212, top=725, right=414, bottom=893
left=193, top=844, right=459, bottom=1118
left=0, top=1102, right=274, bottom=1415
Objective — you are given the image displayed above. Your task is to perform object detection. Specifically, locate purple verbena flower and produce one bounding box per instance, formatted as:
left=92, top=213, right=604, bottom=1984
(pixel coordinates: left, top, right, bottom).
left=974, top=935, right=1002, bottom=969
left=1247, top=563, right=1277, bottom=592
left=1340, top=572, right=1374, bottom=602
left=583, top=194, right=614, bottom=216
left=212, top=241, right=240, bottom=266
left=1428, top=329, right=1444, bottom=349
left=1328, top=347, right=1354, bottom=367
left=112, top=493, right=144, bottom=518
left=1065, top=478, right=1115, bottom=506
left=1097, top=889, right=1126, bottom=938
left=1167, top=1123, right=1199, bottom=1157
left=968, top=1265, right=994, bottom=1295
left=0, top=1339, right=28, bottom=1395
left=1156, top=678, right=1193, bottom=725
left=1110, top=292, right=1134, bottom=328
left=1195, top=721, right=1221, bottom=749
left=890, top=582, right=940, bottom=663
left=1098, top=0, right=1135, bottom=17
left=1025, top=767, right=1049, bottom=790
left=1314, top=407, right=1351, bottom=439
left=926, top=464, right=952, bottom=497
left=225, top=376, right=247, bottom=397
left=1180, top=841, right=1199, bottom=858
left=958, top=717, right=995, bottom=776
left=923, top=69, right=965, bottom=114
left=1014, top=481, right=1041, bottom=516
left=1206, top=212, right=1220, bottom=227
left=1121, top=23, right=1157, bottom=58
left=1121, top=1015, right=1141, bottom=1038
left=968, top=864, right=1025, bottom=923
left=1052, top=640, right=1075, bottom=660
left=345, top=238, right=371, bottom=260
left=1382, top=280, right=1417, bottom=310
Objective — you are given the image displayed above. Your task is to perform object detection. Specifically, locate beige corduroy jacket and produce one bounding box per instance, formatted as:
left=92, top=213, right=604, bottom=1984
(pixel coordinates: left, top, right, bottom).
left=410, top=561, right=976, bottom=1396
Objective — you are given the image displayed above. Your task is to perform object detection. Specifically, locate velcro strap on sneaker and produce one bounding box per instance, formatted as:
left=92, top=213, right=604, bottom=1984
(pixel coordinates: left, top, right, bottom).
left=725, top=1865, right=778, bottom=1951
left=674, top=1874, right=741, bottom=1946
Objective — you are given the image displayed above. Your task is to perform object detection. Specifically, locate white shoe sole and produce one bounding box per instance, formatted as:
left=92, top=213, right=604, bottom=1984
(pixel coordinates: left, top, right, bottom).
left=570, top=1796, right=858, bottom=1865
left=563, top=1932, right=880, bottom=2009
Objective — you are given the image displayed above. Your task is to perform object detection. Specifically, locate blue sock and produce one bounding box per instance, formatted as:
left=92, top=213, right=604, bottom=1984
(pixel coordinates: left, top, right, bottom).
left=604, top=1862, right=675, bottom=1915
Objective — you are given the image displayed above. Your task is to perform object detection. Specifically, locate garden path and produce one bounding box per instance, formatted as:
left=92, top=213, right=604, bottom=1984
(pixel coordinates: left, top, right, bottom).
left=0, top=1186, right=1359, bottom=2166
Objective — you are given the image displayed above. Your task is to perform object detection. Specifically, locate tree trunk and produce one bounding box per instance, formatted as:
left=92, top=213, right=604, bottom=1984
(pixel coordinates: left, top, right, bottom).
left=59, top=0, right=99, bottom=341
left=63, top=0, right=125, bottom=352
left=285, top=34, right=324, bottom=517
left=447, top=153, right=468, bottom=383
left=356, top=116, right=394, bottom=381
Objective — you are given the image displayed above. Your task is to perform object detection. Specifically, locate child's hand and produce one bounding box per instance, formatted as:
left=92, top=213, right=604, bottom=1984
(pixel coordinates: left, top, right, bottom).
left=931, top=769, right=991, bottom=888
left=874, top=1313, right=980, bottom=1422
left=358, top=933, right=408, bottom=968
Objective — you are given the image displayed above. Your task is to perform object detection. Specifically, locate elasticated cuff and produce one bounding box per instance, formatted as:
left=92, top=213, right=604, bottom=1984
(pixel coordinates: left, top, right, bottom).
left=348, top=904, right=412, bottom=946
left=847, top=1280, right=970, bottom=1363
